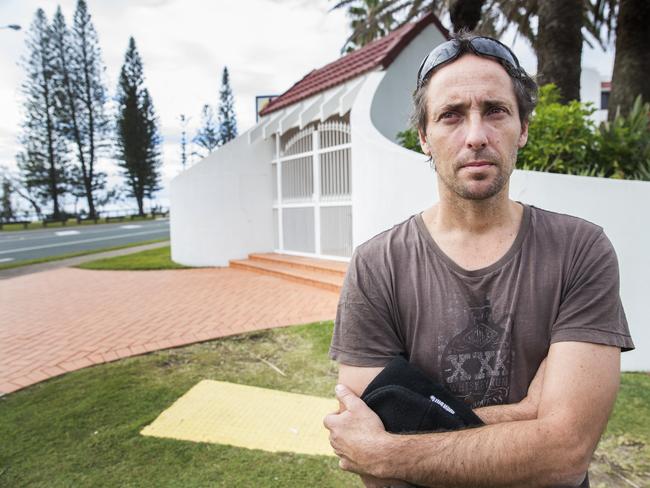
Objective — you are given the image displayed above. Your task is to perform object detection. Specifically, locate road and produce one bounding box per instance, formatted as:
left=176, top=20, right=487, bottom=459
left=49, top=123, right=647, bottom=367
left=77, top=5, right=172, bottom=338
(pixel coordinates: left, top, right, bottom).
left=0, top=219, right=170, bottom=265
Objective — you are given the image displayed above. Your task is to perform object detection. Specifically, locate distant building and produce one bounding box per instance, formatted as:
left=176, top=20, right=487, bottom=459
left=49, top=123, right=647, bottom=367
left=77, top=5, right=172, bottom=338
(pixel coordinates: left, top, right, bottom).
left=580, top=67, right=611, bottom=125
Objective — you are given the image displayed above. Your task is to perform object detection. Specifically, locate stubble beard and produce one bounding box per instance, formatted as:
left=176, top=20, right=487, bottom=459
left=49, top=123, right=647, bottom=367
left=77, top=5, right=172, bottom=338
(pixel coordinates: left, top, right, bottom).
left=436, top=147, right=518, bottom=201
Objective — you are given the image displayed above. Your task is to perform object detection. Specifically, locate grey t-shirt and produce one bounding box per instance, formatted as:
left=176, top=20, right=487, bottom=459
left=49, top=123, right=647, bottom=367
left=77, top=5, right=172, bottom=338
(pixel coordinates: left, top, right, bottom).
left=330, top=204, right=634, bottom=408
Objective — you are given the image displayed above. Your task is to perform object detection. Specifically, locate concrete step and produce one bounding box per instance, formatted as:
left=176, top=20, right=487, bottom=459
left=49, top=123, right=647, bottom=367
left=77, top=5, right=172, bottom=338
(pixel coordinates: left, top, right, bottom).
left=229, top=253, right=348, bottom=292
left=248, top=252, right=347, bottom=277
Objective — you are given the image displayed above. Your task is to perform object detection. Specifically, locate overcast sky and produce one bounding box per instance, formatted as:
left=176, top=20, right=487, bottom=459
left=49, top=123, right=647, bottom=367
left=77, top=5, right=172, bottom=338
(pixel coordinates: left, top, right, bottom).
left=0, top=0, right=615, bottom=212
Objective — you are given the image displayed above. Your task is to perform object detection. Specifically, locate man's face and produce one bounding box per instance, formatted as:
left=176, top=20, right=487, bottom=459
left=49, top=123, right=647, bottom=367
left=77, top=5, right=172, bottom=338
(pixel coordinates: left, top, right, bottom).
left=418, top=53, right=528, bottom=201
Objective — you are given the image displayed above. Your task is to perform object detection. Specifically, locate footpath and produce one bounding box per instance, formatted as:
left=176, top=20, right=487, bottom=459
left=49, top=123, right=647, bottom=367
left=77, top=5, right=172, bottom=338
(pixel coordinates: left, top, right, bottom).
left=0, top=244, right=339, bottom=396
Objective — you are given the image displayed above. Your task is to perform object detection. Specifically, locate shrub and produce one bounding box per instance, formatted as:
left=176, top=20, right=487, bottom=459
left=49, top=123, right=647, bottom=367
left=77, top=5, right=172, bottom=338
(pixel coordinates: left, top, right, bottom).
left=596, top=96, right=650, bottom=180
left=396, top=128, right=423, bottom=154
left=517, top=84, right=602, bottom=176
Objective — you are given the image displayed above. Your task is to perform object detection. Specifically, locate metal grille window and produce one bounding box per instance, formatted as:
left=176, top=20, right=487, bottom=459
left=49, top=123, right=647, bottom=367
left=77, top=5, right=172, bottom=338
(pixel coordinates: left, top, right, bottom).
left=320, top=149, right=350, bottom=200
left=320, top=206, right=352, bottom=257
left=281, top=156, right=313, bottom=202
left=319, top=121, right=351, bottom=148
left=282, top=127, right=314, bottom=156
left=272, top=163, right=278, bottom=202
left=272, top=208, right=279, bottom=250
left=282, top=207, right=315, bottom=253
left=273, top=120, right=352, bottom=258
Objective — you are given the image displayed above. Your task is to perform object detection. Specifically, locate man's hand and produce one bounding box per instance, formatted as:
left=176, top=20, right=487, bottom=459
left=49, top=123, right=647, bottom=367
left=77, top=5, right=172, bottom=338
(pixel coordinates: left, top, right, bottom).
left=323, top=384, right=389, bottom=477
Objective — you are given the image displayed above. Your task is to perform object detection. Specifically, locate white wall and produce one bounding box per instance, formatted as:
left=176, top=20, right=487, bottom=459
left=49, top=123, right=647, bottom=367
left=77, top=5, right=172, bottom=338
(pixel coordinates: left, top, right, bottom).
left=371, top=24, right=446, bottom=143
left=170, top=130, right=275, bottom=267
left=352, top=71, right=650, bottom=371
left=581, top=67, right=608, bottom=125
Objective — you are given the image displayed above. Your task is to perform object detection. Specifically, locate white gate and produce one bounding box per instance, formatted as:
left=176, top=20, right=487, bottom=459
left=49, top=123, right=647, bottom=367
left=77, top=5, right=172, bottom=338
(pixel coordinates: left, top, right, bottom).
left=272, top=121, right=352, bottom=259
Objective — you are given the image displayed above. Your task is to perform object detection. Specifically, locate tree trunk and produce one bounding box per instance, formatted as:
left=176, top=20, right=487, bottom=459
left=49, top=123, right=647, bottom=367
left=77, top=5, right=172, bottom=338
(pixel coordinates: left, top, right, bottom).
left=136, top=192, right=144, bottom=216
left=608, top=0, right=650, bottom=120
left=536, top=0, right=583, bottom=103
left=449, top=0, right=485, bottom=32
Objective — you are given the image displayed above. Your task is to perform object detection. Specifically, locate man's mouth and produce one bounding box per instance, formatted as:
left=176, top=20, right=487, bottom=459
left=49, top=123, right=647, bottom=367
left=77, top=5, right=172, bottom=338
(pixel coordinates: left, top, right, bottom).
left=461, top=161, right=495, bottom=169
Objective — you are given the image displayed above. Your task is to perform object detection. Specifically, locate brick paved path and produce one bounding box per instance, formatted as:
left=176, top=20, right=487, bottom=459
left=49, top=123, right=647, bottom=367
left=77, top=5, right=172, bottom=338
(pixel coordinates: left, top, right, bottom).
left=0, top=267, right=339, bottom=395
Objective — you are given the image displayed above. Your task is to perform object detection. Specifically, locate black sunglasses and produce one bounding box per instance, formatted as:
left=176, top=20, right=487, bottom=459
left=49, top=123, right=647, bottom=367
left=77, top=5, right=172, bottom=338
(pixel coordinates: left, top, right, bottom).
left=416, top=36, right=524, bottom=89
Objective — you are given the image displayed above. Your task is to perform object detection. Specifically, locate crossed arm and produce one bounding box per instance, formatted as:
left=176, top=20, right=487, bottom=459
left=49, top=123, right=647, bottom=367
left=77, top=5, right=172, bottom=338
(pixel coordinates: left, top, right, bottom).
left=323, top=341, right=621, bottom=487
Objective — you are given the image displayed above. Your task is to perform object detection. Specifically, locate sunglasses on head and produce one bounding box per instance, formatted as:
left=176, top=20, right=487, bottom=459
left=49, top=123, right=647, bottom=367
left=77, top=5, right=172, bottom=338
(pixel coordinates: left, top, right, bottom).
left=416, top=36, right=524, bottom=89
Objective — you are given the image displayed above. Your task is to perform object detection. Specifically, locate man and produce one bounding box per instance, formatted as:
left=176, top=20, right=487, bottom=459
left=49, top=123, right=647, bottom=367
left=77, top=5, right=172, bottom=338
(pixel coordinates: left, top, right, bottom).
left=323, top=33, right=634, bottom=488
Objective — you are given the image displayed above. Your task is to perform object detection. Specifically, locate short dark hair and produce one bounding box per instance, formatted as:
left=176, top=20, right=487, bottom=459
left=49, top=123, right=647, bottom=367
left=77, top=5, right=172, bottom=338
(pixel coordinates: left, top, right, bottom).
left=411, top=32, right=538, bottom=134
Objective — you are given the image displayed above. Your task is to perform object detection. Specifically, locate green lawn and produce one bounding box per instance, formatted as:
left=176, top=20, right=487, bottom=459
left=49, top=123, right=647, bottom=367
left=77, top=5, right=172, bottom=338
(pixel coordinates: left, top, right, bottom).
left=0, top=322, right=647, bottom=487
left=77, top=245, right=188, bottom=270
left=0, top=239, right=170, bottom=271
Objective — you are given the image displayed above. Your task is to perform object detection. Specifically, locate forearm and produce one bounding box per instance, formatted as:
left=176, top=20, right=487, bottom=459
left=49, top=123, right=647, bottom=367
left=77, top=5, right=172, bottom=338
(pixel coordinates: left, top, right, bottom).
left=474, top=400, right=536, bottom=424
left=373, top=418, right=588, bottom=488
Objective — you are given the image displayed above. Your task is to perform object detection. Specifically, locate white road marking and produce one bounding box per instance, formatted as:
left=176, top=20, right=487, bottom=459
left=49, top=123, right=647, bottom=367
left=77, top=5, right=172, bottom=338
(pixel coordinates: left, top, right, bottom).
left=55, top=230, right=81, bottom=236
left=120, top=225, right=142, bottom=229
left=0, top=229, right=167, bottom=255
left=0, top=257, right=14, bottom=263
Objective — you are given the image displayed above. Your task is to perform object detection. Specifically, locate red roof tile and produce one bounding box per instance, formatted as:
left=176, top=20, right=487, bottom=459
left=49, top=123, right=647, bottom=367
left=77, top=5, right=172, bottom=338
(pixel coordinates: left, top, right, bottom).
left=259, top=13, right=449, bottom=117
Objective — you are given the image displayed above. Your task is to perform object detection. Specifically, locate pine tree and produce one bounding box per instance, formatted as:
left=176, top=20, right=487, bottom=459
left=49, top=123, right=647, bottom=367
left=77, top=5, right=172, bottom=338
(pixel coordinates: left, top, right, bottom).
left=115, top=37, right=162, bottom=216
left=217, top=67, right=238, bottom=145
left=193, top=104, right=220, bottom=156
left=62, top=0, right=110, bottom=218
left=18, top=8, right=69, bottom=219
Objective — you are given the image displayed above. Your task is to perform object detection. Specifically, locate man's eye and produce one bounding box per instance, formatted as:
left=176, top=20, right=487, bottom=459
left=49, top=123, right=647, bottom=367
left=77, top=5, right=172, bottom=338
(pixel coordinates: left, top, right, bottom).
left=488, top=106, right=507, bottom=115
left=440, top=112, right=459, bottom=120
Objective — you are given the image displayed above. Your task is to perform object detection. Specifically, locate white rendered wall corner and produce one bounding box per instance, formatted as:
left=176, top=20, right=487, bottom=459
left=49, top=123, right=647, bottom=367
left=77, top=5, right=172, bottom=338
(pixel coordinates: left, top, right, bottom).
left=170, top=131, right=275, bottom=267
left=351, top=71, right=438, bottom=247
left=370, top=24, right=446, bottom=144
left=580, top=67, right=608, bottom=125
left=350, top=22, right=446, bottom=248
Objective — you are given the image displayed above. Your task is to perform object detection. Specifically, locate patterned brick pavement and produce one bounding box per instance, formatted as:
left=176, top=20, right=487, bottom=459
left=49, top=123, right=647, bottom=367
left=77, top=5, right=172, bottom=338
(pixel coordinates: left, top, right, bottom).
left=0, top=267, right=339, bottom=395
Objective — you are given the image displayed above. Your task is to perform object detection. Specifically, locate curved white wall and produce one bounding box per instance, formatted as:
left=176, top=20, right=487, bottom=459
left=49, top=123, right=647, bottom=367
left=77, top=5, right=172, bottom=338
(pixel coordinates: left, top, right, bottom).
left=170, top=130, right=275, bottom=267
left=351, top=60, right=650, bottom=371
left=371, top=24, right=446, bottom=143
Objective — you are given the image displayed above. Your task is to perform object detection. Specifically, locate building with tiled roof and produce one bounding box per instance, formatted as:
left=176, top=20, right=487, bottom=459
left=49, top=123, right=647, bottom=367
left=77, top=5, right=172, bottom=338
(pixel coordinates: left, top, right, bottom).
left=259, top=14, right=449, bottom=117
left=172, top=12, right=448, bottom=266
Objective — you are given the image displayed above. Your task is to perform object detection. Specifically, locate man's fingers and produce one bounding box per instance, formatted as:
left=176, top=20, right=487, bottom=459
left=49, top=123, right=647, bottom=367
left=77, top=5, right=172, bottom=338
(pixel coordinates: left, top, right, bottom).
left=323, top=412, right=338, bottom=430
left=335, top=383, right=363, bottom=410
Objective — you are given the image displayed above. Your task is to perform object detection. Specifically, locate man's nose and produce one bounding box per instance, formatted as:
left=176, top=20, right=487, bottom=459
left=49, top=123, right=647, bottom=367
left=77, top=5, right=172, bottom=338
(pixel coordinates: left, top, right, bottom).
left=465, top=114, right=488, bottom=150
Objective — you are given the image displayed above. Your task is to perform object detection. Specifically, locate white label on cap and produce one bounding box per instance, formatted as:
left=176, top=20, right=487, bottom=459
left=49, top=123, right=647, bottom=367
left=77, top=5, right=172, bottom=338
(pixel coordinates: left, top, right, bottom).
left=429, top=394, right=455, bottom=415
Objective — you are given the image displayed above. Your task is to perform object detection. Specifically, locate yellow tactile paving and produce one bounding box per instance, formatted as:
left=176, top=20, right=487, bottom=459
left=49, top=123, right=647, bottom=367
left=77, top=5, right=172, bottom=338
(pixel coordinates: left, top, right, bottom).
left=141, top=380, right=338, bottom=457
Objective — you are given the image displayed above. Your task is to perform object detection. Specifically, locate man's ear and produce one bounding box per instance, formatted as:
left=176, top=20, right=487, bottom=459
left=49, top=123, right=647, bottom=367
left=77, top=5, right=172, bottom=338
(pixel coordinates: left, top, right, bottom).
left=418, top=128, right=430, bottom=156
left=518, top=120, right=529, bottom=148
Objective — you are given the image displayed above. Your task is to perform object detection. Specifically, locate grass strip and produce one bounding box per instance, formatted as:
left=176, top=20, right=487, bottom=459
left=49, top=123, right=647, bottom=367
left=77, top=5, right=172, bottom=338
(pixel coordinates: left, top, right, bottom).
left=0, top=239, right=169, bottom=271
left=76, top=246, right=188, bottom=270
left=0, top=322, right=360, bottom=487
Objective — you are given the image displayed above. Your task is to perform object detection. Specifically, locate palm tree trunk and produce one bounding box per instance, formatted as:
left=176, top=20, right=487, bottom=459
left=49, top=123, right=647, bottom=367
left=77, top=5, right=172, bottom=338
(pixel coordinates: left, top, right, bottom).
left=608, top=0, right=650, bottom=120
left=535, top=0, right=583, bottom=103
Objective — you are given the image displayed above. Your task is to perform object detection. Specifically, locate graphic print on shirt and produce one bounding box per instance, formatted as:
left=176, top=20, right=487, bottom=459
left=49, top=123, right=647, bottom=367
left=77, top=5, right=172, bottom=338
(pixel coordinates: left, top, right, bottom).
left=441, top=298, right=512, bottom=408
